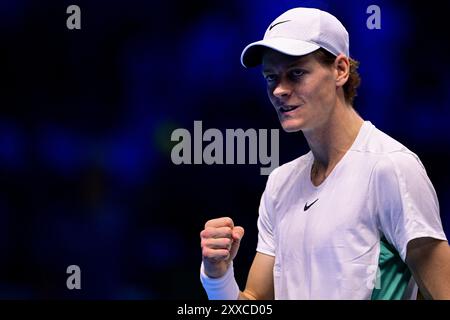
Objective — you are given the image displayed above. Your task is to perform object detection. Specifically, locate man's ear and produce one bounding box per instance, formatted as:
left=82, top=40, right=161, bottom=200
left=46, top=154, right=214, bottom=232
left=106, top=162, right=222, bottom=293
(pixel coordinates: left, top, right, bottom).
left=334, top=54, right=350, bottom=87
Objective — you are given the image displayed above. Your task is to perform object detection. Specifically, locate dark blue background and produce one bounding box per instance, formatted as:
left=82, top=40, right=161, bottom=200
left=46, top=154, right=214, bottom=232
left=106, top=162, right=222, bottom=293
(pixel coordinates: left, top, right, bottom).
left=0, top=0, right=449, bottom=298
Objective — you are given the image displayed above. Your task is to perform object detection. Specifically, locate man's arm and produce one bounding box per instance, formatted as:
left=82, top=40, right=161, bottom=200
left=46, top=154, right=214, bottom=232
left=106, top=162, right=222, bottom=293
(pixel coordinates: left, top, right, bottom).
left=406, top=237, right=450, bottom=299
left=200, top=217, right=274, bottom=300
left=239, top=252, right=275, bottom=300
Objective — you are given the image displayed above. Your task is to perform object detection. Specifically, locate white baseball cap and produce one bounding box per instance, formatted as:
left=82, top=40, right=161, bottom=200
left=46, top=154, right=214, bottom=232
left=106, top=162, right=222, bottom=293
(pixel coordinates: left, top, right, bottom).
left=240, top=7, right=350, bottom=68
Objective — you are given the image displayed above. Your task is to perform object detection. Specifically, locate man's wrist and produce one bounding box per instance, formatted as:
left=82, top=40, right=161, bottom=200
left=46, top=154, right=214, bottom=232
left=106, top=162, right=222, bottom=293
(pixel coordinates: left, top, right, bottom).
left=200, top=261, right=240, bottom=300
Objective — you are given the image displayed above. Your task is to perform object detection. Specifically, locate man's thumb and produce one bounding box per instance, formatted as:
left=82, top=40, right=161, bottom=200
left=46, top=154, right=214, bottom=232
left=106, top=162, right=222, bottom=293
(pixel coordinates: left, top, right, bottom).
left=229, top=226, right=244, bottom=260
left=232, top=226, right=245, bottom=241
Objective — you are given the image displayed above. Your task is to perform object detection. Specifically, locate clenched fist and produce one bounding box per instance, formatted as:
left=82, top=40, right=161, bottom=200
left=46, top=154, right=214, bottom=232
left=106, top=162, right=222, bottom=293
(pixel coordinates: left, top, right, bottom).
left=200, top=217, right=245, bottom=278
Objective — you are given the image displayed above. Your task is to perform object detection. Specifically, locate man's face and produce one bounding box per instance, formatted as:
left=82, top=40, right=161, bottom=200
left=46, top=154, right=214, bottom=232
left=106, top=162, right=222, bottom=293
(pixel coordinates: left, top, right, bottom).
left=262, top=50, right=338, bottom=133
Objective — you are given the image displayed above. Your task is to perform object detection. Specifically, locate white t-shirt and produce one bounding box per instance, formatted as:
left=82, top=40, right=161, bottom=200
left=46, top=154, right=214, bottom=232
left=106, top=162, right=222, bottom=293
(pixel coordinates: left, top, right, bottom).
left=257, top=121, right=447, bottom=299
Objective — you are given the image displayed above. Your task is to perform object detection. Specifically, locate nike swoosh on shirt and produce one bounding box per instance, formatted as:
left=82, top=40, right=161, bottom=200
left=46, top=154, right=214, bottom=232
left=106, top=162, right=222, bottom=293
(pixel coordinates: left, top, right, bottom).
left=304, top=198, right=319, bottom=211
left=269, top=20, right=291, bottom=31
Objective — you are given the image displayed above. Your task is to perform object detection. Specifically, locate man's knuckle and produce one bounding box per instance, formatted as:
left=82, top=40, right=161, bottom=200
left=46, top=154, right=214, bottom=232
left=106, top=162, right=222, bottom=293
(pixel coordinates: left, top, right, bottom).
left=203, top=247, right=213, bottom=258
left=201, top=229, right=210, bottom=238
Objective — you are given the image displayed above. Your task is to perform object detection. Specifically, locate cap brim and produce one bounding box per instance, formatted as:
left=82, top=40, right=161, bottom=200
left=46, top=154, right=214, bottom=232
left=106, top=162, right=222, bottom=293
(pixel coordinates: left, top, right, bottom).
left=240, top=38, right=320, bottom=68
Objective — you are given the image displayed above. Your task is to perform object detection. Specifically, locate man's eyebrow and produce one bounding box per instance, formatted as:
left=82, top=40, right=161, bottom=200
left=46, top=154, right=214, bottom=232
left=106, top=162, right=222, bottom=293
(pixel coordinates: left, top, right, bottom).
left=262, top=57, right=309, bottom=74
left=286, top=57, right=308, bottom=68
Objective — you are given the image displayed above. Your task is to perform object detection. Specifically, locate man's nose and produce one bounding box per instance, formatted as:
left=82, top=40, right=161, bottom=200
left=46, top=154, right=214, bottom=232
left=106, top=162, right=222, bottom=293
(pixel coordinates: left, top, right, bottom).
left=272, top=79, right=292, bottom=98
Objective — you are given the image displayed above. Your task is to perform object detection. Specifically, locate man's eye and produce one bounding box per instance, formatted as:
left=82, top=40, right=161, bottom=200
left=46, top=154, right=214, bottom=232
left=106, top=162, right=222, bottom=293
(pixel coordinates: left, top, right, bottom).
left=264, top=74, right=277, bottom=82
left=290, top=69, right=305, bottom=77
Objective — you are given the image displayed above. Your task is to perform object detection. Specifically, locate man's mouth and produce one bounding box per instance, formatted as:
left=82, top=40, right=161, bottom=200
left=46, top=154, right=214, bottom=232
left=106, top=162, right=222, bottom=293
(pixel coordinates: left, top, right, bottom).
left=279, top=105, right=301, bottom=113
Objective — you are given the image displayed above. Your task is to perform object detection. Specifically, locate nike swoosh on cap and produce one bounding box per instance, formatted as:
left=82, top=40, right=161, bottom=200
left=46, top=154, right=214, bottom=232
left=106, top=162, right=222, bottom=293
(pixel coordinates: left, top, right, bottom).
left=269, top=20, right=291, bottom=31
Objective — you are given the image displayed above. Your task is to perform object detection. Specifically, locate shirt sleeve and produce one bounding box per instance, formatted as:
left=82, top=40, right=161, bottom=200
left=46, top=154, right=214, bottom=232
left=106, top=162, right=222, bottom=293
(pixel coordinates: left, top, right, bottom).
left=372, top=151, right=447, bottom=262
left=256, top=168, right=277, bottom=257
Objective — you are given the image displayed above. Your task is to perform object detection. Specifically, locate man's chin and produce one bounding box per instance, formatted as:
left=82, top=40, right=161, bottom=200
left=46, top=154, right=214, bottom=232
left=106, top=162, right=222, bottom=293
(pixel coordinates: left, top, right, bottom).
left=280, top=121, right=304, bottom=133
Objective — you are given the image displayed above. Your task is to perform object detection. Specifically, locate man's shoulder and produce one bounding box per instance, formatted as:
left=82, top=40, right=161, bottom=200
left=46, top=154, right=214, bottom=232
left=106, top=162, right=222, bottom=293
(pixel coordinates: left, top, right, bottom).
left=361, top=124, right=424, bottom=171
left=358, top=124, right=408, bottom=154
left=372, top=151, right=426, bottom=181
left=266, top=152, right=311, bottom=189
left=355, top=123, right=424, bottom=168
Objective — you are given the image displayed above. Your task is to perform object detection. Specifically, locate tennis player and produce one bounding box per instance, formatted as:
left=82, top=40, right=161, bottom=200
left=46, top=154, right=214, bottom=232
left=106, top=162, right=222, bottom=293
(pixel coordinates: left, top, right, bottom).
left=199, top=7, right=450, bottom=299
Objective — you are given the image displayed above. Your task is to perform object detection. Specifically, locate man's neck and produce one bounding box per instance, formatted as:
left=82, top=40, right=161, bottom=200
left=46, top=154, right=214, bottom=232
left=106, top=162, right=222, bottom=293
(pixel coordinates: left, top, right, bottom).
left=304, top=102, right=364, bottom=178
